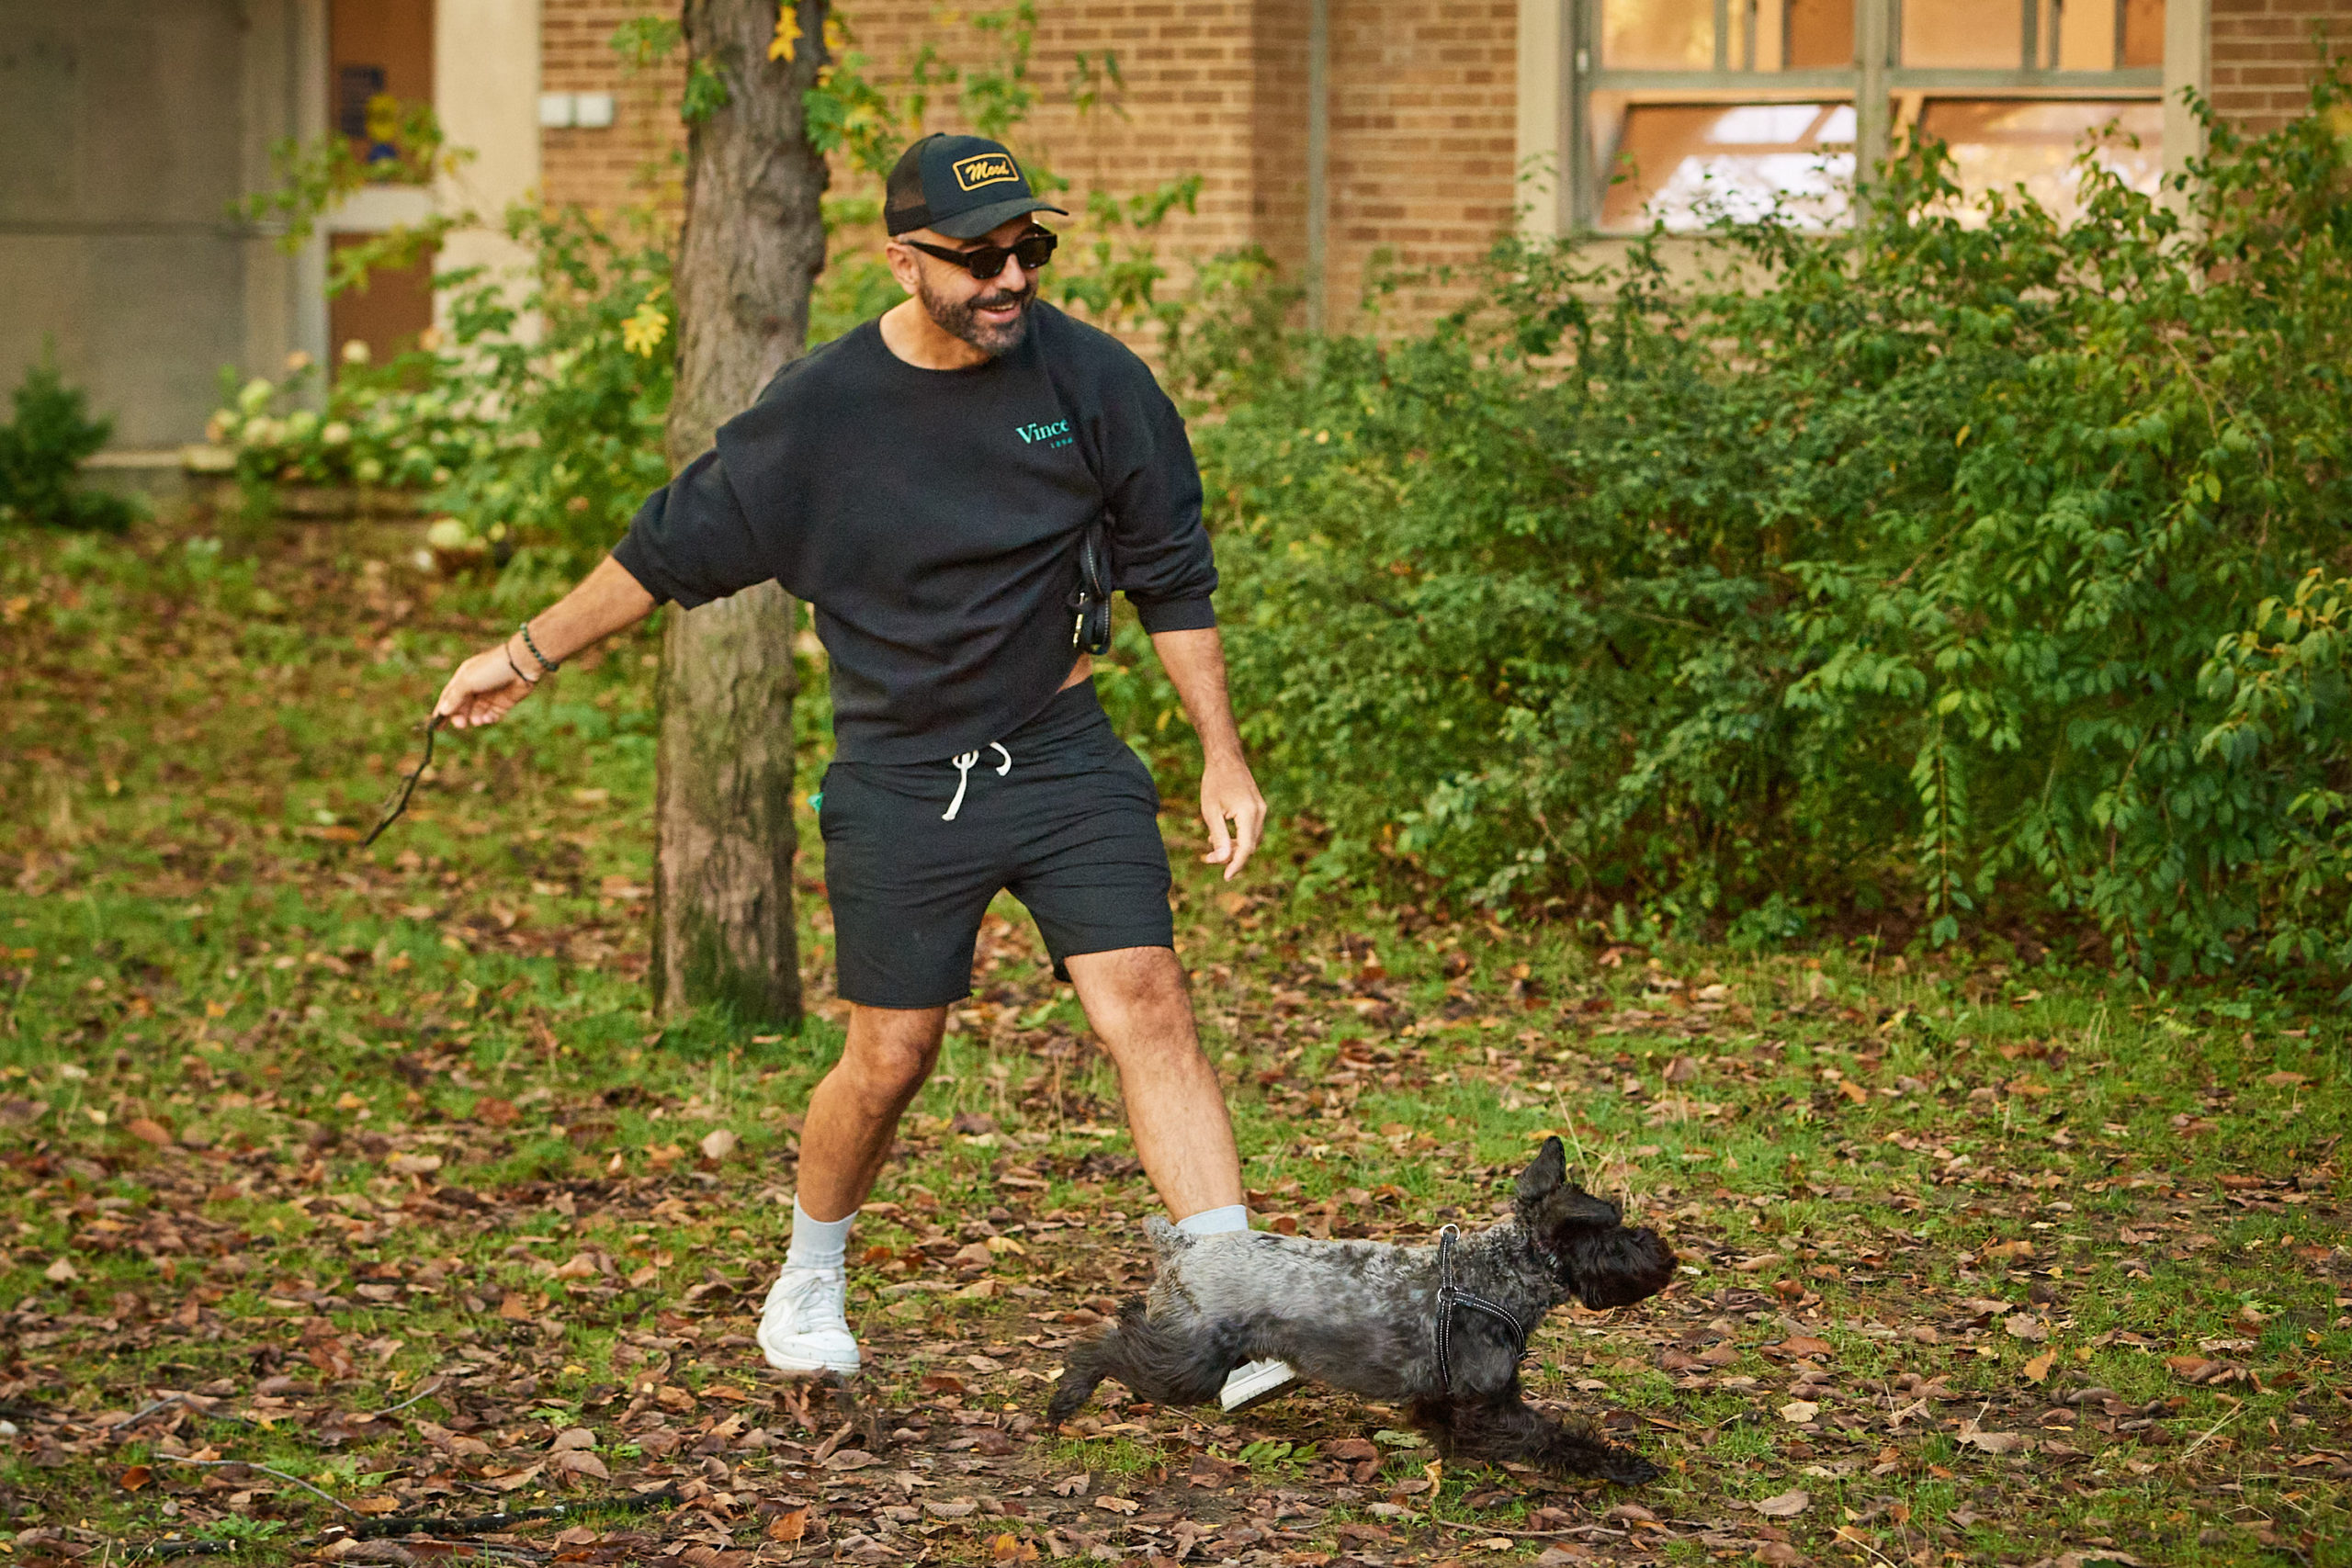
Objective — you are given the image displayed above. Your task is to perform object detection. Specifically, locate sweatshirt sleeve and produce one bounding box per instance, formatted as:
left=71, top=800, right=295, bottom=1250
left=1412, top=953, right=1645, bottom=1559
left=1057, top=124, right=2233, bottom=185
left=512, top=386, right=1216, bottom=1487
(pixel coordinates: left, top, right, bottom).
left=609, top=448, right=772, bottom=610
left=1093, top=360, right=1218, bottom=634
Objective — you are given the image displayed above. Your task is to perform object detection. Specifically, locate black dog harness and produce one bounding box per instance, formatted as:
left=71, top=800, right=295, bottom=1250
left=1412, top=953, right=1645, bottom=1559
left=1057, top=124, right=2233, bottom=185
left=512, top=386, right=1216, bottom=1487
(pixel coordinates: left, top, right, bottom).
left=1433, top=1224, right=1529, bottom=1393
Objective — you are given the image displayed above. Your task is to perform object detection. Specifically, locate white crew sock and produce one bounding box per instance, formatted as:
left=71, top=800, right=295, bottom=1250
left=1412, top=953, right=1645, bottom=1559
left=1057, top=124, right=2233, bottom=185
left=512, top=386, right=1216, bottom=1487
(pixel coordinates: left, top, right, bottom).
left=786, top=1198, right=854, bottom=1273
left=1175, top=1203, right=1250, bottom=1238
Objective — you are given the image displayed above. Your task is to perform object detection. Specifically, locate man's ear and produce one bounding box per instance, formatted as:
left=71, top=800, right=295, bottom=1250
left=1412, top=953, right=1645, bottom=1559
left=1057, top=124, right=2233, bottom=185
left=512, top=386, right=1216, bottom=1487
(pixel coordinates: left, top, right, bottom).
left=882, top=237, right=925, bottom=298
left=1515, top=1135, right=1567, bottom=1204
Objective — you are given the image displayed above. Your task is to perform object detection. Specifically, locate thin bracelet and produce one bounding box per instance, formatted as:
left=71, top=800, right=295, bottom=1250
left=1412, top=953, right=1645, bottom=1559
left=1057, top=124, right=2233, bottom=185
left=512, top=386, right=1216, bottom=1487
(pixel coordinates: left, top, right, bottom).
left=517, top=620, right=561, bottom=676
left=503, top=645, right=538, bottom=687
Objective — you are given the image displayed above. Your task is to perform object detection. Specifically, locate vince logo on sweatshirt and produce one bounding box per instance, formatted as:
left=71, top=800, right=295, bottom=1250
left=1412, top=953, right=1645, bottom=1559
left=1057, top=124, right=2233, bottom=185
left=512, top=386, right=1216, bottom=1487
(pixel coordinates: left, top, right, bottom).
left=1016, top=419, right=1073, bottom=449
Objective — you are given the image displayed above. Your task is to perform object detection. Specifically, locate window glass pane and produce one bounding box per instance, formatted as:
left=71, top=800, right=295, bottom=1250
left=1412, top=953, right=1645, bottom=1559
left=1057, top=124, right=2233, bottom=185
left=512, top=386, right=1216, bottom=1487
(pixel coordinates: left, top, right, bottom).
left=1917, top=99, right=2164, bottom=223
left=1603, top=0, right=1715, bottom=70
left=1595, top=99, right=1855, bottom=229
left=2055, top=0, right=2115, bottom=70
left=2121, top=0, right=2165, bottom=67
left=1903, top=0, right=2023, bottom=68
left=1786, top=0, right=1853, bottom=68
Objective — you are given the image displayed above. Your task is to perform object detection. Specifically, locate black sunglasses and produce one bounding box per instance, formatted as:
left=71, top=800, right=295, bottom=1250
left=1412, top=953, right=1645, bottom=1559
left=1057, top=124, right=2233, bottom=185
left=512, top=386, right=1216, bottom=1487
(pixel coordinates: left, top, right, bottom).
left=901, top=229, right=1057, bottom=280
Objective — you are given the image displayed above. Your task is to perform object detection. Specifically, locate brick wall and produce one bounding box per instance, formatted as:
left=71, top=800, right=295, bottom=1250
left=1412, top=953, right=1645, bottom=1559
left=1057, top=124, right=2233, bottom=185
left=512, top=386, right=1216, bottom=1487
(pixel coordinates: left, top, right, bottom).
left=539, top=0, right=682, bottom=218
left=534, top=3, right=2352, bottom=339
left=531, top=0, right=1524, bottom=338
left=1324, top=0, right=1518, bottom=326
left=836, top=0, right=1272, bottom=275
left=2210, top=0, right=2352, bottom=134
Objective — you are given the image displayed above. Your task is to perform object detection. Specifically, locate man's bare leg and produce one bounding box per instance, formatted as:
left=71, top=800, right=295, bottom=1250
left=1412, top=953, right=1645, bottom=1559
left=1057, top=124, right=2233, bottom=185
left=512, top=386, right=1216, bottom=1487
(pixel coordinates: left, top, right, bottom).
left=1064, top=946, right=1291, bottom=1410
left=1062, top=946, right=1241, bottom=1218
left=758, top=1003, right=945, bottom=1376
left=796, top=1003, right=951, bottom=1220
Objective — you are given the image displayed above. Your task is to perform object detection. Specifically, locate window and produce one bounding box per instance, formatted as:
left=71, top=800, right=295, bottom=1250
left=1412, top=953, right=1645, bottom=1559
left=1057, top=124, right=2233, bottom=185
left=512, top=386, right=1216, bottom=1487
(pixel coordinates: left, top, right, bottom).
left=1566, top=0, right=2167, bottom=232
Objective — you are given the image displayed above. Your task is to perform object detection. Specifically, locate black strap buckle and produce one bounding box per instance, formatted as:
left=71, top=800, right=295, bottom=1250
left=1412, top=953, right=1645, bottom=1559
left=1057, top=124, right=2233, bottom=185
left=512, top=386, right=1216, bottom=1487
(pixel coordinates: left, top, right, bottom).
left=1069, top=519, right=1111, bottom=656
left=1434, top=1224, right=1528, bottom=1394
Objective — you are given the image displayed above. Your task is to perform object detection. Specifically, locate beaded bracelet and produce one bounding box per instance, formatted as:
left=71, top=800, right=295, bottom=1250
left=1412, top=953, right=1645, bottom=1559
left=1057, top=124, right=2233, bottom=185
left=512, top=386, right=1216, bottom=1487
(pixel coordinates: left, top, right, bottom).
left=517, top=621, right=561, bottom=676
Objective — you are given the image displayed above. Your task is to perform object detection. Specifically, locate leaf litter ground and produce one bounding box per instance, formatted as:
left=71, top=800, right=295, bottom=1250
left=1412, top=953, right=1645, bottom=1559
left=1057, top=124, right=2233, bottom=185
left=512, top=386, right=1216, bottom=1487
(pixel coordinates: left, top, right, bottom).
left=1, top=520, right=2347, bottom=1568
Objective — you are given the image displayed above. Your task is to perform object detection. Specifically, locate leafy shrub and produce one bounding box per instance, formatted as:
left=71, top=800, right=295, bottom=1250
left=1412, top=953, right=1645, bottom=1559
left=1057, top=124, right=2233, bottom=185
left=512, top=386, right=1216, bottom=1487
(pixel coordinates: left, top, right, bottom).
left=428, top=205, right=677, bottom=570
left=1195, top=78, right=2352, bottom=978
left=0, top=354, right=139, bottom=532
left=204, top=205, right=672, bottom=571
left=209, top=347, right=484, bottom=495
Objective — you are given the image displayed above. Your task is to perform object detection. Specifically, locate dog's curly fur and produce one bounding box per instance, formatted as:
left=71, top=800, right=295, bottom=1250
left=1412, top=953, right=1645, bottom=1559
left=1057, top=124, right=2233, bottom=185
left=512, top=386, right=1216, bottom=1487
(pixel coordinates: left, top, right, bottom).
left=1046, top=1137, right=1677, bottom=1483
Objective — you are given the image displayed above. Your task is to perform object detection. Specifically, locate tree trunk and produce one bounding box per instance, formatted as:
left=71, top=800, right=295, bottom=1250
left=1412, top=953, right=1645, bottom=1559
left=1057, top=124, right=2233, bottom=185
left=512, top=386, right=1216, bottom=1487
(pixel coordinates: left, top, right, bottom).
left=650, top=0, right=831, bottom=1028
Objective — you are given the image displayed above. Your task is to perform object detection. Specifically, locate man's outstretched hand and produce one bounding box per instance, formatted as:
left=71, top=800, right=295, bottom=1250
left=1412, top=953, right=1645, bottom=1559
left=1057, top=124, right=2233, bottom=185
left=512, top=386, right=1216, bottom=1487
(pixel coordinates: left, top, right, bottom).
left=1200, top=752, right=1266, bottom=881
left=435, top=642, right=538, bottom=730
left=432, top=556, right=660, bottom=730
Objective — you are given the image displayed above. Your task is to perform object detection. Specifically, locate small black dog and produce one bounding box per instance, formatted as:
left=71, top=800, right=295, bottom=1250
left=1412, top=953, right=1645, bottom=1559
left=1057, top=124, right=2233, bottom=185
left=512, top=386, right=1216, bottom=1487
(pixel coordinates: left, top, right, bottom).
left=1047, top=1137, right=1677, bottom=1483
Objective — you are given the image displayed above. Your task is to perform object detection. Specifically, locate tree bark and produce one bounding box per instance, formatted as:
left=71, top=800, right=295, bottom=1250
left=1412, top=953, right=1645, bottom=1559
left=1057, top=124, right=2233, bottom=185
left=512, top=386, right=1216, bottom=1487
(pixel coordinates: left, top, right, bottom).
left=651, top=0, right=831, bottom=1028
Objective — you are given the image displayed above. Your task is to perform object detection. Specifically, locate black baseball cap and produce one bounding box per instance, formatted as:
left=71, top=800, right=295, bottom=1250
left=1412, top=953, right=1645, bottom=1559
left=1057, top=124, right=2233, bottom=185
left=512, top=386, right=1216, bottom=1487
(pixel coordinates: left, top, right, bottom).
left=885, top=133, right=1068, bottom=240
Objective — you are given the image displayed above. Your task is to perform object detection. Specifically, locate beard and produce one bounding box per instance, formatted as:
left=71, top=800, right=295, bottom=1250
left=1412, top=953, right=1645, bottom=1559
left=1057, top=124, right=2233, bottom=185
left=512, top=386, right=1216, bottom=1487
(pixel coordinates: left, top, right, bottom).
left=916, top=270, right=1036, bottom=357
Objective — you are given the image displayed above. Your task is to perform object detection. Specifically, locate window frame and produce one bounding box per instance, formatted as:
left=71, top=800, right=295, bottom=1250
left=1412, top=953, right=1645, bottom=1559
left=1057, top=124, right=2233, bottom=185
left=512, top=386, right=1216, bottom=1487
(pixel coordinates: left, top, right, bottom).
left=1557, top=0, right=2173, bottom=234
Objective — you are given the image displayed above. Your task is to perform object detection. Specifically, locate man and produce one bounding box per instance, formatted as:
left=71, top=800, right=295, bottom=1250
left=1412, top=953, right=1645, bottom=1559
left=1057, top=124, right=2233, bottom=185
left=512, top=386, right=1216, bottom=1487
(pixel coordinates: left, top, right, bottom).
left=431, top=134, right=1295, bottom=1410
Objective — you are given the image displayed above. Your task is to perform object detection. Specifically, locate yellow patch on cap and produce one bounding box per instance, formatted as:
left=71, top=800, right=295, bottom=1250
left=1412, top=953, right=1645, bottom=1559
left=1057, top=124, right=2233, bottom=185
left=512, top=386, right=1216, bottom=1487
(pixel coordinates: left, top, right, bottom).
left=953, top=152, right=1020, bottom=191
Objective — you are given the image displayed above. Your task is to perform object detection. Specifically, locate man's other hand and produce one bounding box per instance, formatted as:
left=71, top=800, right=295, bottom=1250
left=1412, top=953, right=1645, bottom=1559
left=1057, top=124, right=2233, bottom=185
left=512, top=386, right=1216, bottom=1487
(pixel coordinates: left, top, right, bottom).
left=1200, top=754, right=1266, bottom=881
left=435, top=643, right=537, bottom=729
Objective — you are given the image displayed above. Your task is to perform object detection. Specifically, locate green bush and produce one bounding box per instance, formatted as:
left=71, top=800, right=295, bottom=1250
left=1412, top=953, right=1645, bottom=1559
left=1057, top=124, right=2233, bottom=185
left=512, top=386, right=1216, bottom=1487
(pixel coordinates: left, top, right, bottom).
left=209, top=347, right=485, bottom=495
left=1195, top=79, right=2352, bottom=978
left=428, top=204, right=677, bottom=570
left=0, top=355, right=139, bottom=531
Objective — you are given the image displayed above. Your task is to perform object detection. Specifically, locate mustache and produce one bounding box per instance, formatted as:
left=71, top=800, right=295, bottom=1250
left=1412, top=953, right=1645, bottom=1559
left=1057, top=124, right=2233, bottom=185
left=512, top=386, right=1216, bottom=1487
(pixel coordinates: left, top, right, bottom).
left=970, top=283, right=1035, bottom=311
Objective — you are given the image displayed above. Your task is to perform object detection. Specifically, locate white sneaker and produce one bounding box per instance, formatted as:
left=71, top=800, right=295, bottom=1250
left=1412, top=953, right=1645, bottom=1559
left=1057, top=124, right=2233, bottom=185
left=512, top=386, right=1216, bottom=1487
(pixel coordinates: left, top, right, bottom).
left=1219, top=1357, right=1299, bottom=1412
left=756, top=1264, right=860, bottom=1376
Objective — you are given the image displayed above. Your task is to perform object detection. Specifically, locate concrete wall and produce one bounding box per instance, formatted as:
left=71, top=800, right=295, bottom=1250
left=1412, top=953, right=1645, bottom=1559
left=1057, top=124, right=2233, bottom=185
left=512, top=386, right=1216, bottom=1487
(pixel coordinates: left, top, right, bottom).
left=0, top=0, right=318, bottom=450
left=432, top=0, right=542, bottom=316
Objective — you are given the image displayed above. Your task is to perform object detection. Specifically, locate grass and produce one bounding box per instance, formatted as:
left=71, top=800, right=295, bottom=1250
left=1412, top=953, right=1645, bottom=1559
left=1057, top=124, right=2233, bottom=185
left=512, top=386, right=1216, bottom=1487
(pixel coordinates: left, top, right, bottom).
left=0, top=513, right=2346, bottom=1565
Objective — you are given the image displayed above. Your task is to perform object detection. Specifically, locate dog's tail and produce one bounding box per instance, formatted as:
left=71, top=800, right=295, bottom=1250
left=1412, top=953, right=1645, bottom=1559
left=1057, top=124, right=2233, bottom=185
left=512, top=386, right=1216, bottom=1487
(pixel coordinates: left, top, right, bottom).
left=1143, top=1215, right=1194, bottom=1265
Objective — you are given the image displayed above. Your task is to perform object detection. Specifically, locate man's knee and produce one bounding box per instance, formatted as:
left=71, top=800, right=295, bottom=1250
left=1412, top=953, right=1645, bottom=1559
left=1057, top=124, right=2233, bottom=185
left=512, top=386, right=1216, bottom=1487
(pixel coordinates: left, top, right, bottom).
left=840, top=1007, right=946, bottom=1101
left=1070, top=946, right=1190, bottom=1009
left=1072, top=948, right=1204, bottom=1063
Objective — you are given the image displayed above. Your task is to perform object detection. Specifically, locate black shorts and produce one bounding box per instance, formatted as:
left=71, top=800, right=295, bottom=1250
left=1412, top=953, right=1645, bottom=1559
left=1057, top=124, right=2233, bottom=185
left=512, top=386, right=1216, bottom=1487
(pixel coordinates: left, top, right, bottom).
left=818, top=682, right=1175, bottom=1009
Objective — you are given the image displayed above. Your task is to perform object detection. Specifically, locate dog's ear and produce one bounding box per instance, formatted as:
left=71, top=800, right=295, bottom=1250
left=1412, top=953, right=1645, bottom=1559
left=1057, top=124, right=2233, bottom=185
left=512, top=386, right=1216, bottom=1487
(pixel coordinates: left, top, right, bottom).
left=1514, top=1136, right=1568, bottom=1203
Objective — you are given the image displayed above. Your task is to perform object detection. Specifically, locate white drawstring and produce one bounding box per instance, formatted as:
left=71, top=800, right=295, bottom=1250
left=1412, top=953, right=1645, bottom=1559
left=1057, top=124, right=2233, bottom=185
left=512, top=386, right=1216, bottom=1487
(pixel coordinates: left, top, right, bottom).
left=941, top=742, right=1013, bottom=822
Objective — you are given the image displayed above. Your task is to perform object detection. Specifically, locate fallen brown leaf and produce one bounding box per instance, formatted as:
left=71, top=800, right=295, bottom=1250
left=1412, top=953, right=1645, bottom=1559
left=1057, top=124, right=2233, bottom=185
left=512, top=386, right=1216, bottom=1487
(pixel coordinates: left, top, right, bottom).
left=1956, top=1421, right=2033, bottom=1456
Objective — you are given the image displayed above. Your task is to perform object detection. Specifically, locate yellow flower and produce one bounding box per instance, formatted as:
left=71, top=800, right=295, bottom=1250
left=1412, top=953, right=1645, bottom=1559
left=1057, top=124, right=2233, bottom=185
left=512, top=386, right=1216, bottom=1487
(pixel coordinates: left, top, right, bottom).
left=622, top=299, right=669, bottom=358
left=769, top=4, right=802, bottom=62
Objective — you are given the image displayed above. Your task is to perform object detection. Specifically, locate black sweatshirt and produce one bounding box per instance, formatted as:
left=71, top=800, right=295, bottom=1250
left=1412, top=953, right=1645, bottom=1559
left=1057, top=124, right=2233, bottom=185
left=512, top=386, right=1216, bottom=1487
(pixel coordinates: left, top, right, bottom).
left=611, top=302, right=1218, bottom=764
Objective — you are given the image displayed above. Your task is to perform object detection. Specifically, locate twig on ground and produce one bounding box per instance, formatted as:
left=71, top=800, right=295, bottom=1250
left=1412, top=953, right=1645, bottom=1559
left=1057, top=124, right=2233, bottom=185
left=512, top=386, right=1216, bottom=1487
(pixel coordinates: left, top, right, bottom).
left=153, top=1455, right=356, bottom=1515
left=2179, top=1398, right=2246, bottom=1461
left=330, top=1482, right=684, bottom=1542
left=107, top=1394, right=189, bottom=1431
left=1429, top=1517, right=1634, bottom=1540
left=356, top=1376, right=446, bottom=1422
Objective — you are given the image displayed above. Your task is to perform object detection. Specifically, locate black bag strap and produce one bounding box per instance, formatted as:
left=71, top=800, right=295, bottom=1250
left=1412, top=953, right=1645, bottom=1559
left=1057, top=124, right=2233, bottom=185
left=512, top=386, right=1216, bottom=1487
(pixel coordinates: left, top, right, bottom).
left=1044, top=355, right=1114, bottom=657
left=1069, top=519, right=1111, bottom=656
